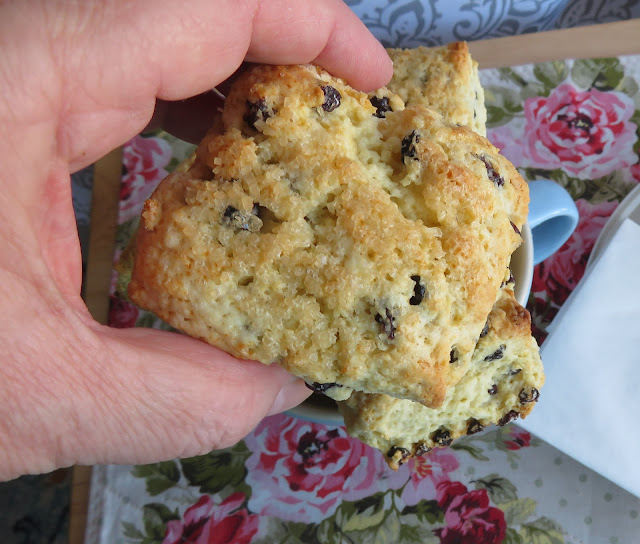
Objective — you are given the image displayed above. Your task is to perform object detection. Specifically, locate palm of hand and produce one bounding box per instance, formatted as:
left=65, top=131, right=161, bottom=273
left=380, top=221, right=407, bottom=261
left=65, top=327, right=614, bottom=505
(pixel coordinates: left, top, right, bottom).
left=0, top=0, right=391, bottom=480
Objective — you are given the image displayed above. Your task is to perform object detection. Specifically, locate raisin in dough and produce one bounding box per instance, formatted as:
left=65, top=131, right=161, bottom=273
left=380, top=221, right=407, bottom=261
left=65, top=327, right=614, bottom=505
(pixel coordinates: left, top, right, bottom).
left=339, top=286, right=544, bottom=470
left=129, top=64, right=528, bottom=407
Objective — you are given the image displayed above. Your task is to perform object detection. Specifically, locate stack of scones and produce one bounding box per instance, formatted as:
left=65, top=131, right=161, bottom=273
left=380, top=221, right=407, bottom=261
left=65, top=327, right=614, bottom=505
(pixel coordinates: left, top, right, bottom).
left=128, top=42, right=544, bottom=469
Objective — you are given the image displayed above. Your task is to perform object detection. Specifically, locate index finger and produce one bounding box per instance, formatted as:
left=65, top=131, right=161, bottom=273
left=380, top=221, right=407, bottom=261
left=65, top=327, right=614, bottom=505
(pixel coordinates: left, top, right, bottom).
left=43, top=0, right=392, bottom=169
left=245, top=0, right=393, bottom=92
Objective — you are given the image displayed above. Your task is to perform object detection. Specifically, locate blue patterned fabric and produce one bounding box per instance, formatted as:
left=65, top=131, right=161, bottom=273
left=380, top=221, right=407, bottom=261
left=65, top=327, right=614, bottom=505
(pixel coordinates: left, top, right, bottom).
left=347, top=0, right=570, bottom=47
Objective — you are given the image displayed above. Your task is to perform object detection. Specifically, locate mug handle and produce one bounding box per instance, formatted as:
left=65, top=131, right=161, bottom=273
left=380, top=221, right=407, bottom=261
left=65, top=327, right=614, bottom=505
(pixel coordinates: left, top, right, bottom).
left=527, top=179, right=579, bottom=265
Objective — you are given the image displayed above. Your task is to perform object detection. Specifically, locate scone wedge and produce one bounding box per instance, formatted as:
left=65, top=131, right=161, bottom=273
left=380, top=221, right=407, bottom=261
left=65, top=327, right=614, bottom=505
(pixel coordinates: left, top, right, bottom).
left=339, top=287, right=545, bottom=470
left=129, top=63, right=527, bottom=408
left=385, top=41, right=487, bottom=136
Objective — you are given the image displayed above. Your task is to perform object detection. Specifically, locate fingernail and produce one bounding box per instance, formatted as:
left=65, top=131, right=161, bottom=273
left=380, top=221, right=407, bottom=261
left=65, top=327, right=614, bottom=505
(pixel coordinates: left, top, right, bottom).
left=267, top=379, right=311, bottom=416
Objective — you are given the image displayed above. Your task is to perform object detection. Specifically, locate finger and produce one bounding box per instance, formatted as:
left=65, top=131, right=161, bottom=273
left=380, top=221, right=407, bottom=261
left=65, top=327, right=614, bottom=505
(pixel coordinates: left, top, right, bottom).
left=246, top=0, right=393, bottom=91
left=31, top=0, right=391, bottom=169
left=59, top=325, right=311, bottom=468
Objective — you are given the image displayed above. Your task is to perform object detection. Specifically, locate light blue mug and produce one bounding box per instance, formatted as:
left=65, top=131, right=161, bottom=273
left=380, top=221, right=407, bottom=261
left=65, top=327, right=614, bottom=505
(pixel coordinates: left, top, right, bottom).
left=288, top=178, right=578, bottom=425
left=528, top=179, right=579, bottom=265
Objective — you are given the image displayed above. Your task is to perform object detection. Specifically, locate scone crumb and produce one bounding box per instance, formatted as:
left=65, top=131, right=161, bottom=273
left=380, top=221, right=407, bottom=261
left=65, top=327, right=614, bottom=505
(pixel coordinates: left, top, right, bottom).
left=142, top=198, right=161, bottom=231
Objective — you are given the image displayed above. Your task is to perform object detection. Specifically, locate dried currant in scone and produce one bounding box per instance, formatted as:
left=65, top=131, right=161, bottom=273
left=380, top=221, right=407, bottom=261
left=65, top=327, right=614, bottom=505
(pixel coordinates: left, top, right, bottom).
left=414, top=443, right=432, bottom=457
left=387, top=446, right=411, bottom=465
left=431, top=428, right=453, bottom=447
left=479, top=320, right=490, bottom=338
left=467, top=419, right=485, bottom=435
left=475, top=154, right=505, bottom=187
left=409, top=275, right=425, bottom=305
left=449, top=348, right=459, bottom=364
left=370, top=96, right=392, bottom=118
left=244, top=98, right=271, bottom=130
left=375, top=308, right=396, bottom=340
left=498, top=410, right=519, bottom=426
left=221, top=205, right=262, bottom=232
left=321, top=85, right=341, bottom=112
left=305, top=382, right=343, bottom=394
left=484, top=344, right=506, bottom=362
left=510, top=221, right=521, bottom=235
left=488, top=384, right=498, bottom=395
left=510, top=368, right=522, bottom=376
left=501, top=271, right=515, bottom=287
left=519, top=387, right=540, bottom=404
left=401, top=130, right=420, bottom=161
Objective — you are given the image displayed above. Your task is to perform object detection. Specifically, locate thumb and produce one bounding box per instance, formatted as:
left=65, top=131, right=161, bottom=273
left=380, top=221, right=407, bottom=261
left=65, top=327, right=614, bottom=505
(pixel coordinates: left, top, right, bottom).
left=59, top=323, right=310, bottom=470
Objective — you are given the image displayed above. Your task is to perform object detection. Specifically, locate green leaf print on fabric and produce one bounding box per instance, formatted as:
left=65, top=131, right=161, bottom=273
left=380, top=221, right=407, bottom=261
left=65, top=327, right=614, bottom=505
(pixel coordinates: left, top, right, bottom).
left=180, top=442, right=252, bottom=496
left=131, top=461, right=180, bottom=496
left=142, top=503, right=179, bottom=543
left=122, top=521, right=145, bottom=541
left=503, top=527, right=525, bottom=544
left=571, top=58, right=625, bottom=91
left=472, top=474, right=518, bottom=505
left=532, top=61, right=570, bottom=95
left=501, top=498, right=538, bottom=525
left=632, top=108, right=640, bottom=156
left=401, top=499, right=444, bottom=525
left=485, top=86, right=524, bottom=127
left=450, top=440, right=490, bottom=461
left=520, top=167, right=637, bottom=203
left=520, top=516, right=566, bottom=544
left=342, top=492, right=388, bottom=531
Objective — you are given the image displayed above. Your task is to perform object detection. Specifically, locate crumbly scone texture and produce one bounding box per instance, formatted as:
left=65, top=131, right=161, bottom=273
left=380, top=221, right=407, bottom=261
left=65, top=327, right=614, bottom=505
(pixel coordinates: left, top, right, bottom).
left=338, top=286, right=544, bottom=470
left=384, top=42, right=487, bottom=136
left=129, top=63, right=528, bottom=407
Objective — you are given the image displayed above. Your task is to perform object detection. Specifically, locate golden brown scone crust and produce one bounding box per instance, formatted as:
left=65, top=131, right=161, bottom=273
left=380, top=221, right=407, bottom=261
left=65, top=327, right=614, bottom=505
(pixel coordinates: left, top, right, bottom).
left=385, top=42, right=487, bottom=136
left=129, top=64, right=527, bottom=407
left=339, top=286, right=544, bottom=470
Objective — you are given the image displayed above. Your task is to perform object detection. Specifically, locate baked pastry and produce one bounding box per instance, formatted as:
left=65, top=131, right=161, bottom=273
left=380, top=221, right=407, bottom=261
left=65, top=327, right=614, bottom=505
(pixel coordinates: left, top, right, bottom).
left=336, top=44, right=542, bottom=469
left=129, top=63, right=527, bottom=407
left=376, top=44, right=521, bottom=255
left=339, top=286, right=545, bottom=470
left=384, top=42, right=487, bottom=136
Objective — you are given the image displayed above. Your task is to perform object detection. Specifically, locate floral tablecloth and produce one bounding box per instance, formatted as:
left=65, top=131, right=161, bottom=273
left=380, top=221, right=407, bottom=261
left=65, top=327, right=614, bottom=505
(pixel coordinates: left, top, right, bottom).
left=89, top=55, right=640, bottom=544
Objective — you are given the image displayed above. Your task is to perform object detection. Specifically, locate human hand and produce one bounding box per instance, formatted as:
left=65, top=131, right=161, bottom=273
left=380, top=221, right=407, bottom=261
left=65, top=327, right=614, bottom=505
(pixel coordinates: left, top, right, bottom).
left=0, top=0, right=391, bottom=480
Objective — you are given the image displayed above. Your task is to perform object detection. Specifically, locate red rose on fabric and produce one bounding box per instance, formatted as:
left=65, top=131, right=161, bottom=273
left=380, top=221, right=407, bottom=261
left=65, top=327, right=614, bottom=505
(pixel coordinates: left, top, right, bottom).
left=243, top=414, right=407, bottom=523
left=505, top=426, right=532, bottom=451
left=400, top=448, right=460, bottom=507
left=433, top=481, right=506, bottom=544
left=528, top=295, right=560, bottom=345
left=119, top=135, right=172, bottom=223
left=107, top=296, right=139, bottom=328
left=531, top=198, right=617, bottom=306
left=163, top=494, right=258, bottom=544
left=522, top=84, right=637, bottom=179
left=631, top=163, right=640, bottom=183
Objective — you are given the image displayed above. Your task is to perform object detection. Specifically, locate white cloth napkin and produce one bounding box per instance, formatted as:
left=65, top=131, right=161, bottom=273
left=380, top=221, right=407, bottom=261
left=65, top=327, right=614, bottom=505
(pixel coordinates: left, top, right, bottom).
left=519, top=218, right=640, bottom=497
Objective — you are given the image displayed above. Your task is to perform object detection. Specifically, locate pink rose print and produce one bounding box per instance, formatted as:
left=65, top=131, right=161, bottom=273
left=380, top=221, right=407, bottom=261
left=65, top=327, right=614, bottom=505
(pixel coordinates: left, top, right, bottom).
left=119, top=135, right=172, bottom=223
left=107, top=296, right=139, bottom=328
left=244, top=414, right=407, bottom=523
left=400, top=448, right=460, bottom=507
left=487, top=125, right=526, bottom=167
left=504, top=426, right=532, bottom=451
left=532, top=198, right=617, bottom=306
left=433, top=481, right=506, bottom=544
left=163, top=493, right=258, bottom=544
left=522, top=84, right=637, bottom=179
